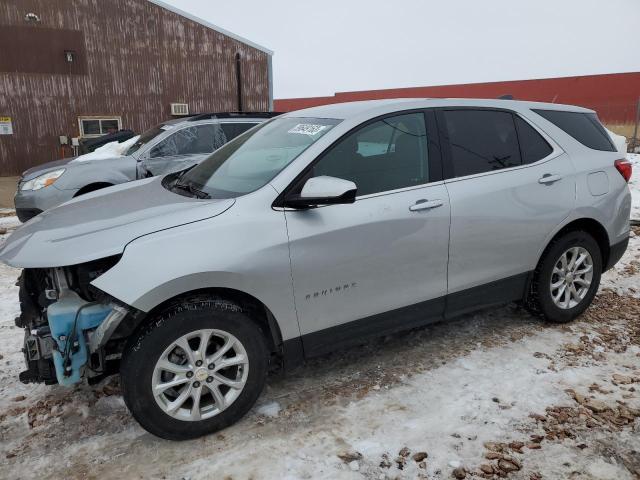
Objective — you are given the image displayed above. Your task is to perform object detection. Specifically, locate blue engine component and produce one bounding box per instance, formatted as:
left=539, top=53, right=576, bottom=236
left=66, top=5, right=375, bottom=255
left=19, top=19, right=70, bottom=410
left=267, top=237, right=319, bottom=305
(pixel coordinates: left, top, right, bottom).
left=47, top=292, right=113, bottom=386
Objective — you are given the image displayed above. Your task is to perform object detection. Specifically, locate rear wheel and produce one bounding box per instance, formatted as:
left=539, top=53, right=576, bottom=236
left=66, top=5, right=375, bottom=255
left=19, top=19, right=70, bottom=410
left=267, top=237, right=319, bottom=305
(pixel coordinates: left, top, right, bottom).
left=120, top=296, right=269, bottom=440
left=525, top=231, right=602, bottom=323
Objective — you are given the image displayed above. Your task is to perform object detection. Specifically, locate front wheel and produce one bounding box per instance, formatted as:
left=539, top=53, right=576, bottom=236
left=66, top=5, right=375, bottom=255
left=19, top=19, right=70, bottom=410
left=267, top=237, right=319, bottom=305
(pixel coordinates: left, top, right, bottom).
left=525, top=231, right=602, bottom=323
left=120, top=296, right=269, bottom=440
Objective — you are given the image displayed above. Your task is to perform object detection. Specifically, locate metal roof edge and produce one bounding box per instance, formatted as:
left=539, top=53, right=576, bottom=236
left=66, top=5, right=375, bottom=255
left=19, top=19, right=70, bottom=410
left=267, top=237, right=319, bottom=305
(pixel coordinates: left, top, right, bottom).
left=146, top=0, right=274, bottom=55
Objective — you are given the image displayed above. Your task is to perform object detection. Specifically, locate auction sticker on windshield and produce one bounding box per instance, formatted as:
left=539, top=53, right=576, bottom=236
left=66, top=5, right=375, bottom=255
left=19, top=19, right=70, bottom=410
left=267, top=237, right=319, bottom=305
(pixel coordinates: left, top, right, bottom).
left=288, top=124, right=329, bottom=136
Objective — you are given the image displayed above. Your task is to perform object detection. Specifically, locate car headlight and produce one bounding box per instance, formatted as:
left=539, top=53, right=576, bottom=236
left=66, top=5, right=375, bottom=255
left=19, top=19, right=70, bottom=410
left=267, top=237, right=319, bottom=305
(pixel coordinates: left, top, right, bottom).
left=20, top=169, right=65, bottom=191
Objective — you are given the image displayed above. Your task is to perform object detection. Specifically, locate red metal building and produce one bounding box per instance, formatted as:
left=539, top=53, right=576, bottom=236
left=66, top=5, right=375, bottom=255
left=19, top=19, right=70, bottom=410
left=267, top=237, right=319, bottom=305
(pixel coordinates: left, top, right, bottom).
left=275, top=72, right=640, bottom=129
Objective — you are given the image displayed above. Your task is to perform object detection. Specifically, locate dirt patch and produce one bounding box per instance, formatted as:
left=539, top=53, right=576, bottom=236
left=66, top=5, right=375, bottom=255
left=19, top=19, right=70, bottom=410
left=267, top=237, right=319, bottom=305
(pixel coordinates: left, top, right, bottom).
left=462, top=293, right=640, bottom=479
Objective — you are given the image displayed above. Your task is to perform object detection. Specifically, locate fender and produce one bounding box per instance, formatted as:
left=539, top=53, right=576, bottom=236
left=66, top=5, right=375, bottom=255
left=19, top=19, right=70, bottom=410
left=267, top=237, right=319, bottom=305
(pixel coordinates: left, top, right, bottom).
left=90, top=187, right=302, bottom=342
left=55, top=156, right=137, bottom=191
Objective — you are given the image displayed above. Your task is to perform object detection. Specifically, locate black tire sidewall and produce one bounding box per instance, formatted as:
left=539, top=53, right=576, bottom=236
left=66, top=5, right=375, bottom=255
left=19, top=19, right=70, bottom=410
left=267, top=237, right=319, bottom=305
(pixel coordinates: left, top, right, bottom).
left=120, top=299, right=269, bottom=440
left=536, top=231, right=602, bottom=323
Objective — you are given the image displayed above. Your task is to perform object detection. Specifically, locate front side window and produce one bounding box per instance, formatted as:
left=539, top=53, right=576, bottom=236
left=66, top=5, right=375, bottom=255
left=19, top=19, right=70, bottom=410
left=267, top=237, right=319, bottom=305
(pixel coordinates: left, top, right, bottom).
left=178, top=117, right=339, bottom=198
left=150, top=124, right=227, bottom=158
left=533, top=109, right=615, bottom=152
left=311, top=112, right=429, bottom=196
left=442, top=109, right=521, bottom=178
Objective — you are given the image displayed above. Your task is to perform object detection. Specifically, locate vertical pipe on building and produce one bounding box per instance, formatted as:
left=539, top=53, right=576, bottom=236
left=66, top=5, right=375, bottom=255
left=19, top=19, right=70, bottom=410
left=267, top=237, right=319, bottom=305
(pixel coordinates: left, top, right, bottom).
left=235, top=52, right=243, bottom=112
left=268, top=54, right=274, bottom=112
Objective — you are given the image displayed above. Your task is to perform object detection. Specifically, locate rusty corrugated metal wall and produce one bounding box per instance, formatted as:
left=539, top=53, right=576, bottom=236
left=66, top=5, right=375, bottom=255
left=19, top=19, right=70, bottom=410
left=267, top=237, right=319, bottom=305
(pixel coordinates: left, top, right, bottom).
left=0, top=0, right=271, bottom=175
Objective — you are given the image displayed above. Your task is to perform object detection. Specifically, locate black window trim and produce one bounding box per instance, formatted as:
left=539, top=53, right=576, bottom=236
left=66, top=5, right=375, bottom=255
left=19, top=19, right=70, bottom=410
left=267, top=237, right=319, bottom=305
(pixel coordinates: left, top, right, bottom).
left=435, top=106, right=562, bottom=182
left=273, top=108, right=445, bottom=208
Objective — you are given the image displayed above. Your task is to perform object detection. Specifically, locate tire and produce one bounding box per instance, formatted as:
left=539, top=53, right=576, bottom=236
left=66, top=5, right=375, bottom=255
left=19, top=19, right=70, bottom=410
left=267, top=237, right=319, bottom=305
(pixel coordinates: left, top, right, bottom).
left=120, top=295, right=269, bottom=440
left=525, top=230, right=602, bottom=323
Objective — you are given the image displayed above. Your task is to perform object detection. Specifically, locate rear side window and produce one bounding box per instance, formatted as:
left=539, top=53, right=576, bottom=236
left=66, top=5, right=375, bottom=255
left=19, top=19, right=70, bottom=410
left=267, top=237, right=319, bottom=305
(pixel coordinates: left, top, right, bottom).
left=533, top=110, right=615, bottom=152
left=515, top=117, right=553, bottom=164
left=442, top=110, right=521, bottom=177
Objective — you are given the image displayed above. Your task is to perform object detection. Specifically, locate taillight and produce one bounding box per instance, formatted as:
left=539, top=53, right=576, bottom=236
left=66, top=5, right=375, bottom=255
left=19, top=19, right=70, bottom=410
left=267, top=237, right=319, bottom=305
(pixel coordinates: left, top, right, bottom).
left=614, top=159, right=632, bottom=183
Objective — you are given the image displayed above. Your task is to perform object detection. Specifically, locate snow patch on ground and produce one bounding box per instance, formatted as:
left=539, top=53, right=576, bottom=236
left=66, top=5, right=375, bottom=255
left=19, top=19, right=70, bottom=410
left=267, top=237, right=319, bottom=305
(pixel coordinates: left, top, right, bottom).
left=70, top=135, right=139, bottom=163
left=600, top=225, right=640, bottom=297
left=256, top=400, right=281, bottom=417
left=628, top=153, right=640, bottom=221
left=606, top=128, right=627, bottom=154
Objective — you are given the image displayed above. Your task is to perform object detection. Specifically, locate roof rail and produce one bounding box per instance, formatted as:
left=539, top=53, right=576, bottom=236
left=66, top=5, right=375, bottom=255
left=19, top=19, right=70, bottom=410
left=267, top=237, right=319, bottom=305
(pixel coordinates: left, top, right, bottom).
left=187, top=112, right=282, bottom=121
left=497, top=94, right=514, bottom=100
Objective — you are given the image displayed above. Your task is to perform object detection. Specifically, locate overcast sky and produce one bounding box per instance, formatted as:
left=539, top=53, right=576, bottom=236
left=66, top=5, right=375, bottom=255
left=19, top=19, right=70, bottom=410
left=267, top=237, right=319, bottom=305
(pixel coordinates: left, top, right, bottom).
left=164, top=0, right=640, bottom=99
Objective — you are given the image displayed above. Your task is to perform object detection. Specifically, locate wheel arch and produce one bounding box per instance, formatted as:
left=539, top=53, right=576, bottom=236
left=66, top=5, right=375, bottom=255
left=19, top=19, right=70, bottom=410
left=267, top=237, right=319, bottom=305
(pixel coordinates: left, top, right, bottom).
left=74, top=182, right=115, bottom=197
left=536, top=217, right=610, bottom=271
left=126, top=287, right=285, bottom=358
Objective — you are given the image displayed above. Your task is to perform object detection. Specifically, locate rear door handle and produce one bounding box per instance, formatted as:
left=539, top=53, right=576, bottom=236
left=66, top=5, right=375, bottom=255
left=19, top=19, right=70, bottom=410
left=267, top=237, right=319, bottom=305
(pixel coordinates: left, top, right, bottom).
left=409, top=199, right=443, bottom=212
left=538, top=174, right=562, bottom=184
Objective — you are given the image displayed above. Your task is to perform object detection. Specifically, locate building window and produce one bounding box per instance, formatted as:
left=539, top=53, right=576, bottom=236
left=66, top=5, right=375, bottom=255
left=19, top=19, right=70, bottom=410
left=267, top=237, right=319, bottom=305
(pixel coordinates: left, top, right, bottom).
left=78, top=117, right=122, bottom=137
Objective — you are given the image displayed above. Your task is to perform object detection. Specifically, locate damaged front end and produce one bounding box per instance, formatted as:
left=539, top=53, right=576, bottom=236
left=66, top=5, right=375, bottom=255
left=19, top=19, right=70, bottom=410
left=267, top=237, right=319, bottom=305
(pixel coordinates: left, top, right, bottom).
left=17, top=256, right=135, bottom=386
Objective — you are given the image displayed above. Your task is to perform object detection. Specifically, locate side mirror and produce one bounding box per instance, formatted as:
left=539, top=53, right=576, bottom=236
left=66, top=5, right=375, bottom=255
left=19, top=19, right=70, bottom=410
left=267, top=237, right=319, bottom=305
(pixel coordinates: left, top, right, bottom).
left=283, top=176, right=357, bottom=209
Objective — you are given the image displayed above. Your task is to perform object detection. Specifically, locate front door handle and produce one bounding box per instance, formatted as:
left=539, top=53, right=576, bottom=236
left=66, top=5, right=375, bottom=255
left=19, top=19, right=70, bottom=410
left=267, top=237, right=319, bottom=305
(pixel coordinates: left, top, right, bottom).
left=409, top=199, right=444, bottom=212
left=538, top=174, right=562, bottom=184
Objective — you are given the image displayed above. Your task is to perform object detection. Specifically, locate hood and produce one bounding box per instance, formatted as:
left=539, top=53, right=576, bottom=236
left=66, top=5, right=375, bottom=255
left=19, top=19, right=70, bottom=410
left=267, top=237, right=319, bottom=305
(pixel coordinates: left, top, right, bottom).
left=22, top=157, right=75, bottom=180
left=0, top=177, right=235, bottom=268
left=22, top=155, right=135, bottom=184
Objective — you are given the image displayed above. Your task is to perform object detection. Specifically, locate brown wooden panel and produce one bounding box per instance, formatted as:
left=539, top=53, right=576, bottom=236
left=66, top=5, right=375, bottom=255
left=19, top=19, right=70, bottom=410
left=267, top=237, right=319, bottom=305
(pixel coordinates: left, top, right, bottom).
left=0, top=26, right=87, bottom=75
left=0, top=0, right=270, bottom=175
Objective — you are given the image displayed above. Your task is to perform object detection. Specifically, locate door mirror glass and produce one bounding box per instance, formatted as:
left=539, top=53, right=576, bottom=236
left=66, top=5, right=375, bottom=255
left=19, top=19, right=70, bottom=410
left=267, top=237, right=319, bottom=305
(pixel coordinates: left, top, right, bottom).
left=284, top=176, right=357, bottom=208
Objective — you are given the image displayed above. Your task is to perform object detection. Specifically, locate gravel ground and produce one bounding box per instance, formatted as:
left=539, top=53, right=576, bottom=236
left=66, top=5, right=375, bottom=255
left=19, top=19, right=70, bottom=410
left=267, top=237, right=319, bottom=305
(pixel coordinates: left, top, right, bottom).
left=0, top=227, right=639, bottom=480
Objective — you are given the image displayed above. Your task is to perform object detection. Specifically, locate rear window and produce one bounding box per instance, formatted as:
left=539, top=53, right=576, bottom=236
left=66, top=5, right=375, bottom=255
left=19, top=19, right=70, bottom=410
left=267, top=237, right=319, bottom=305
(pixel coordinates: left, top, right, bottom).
left=514, top=117, right=553, bottom=164
left=533, top=110, right=615, bottom=152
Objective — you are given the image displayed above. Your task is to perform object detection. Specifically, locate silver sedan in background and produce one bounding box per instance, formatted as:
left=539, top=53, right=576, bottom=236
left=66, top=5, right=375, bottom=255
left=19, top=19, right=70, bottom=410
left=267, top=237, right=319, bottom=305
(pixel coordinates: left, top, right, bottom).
left=14, top=112, right=277, bottom=222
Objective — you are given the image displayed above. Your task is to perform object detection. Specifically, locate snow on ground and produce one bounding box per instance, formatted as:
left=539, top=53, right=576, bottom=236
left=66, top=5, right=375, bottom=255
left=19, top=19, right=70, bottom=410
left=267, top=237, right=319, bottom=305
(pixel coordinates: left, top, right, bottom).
left=628, top=153, right=640, bottom=221
left=606, top=128, right=627, bottom=155
left=0, top=220, right=639, bottom=479
left=70, top=135, right=139, bottom=163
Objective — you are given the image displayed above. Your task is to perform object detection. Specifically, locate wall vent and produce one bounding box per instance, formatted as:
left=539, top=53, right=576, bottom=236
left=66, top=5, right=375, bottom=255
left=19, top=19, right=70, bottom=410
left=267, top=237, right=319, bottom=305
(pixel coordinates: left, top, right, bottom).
left=170, top=103, right=189, bottom=116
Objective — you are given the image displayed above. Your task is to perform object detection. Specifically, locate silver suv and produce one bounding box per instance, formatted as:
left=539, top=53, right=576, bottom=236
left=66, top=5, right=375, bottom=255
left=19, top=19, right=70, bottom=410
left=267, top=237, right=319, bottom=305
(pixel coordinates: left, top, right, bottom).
left=13, top=113, right=277, bottom=222
left=0, top=99, right=632, bottom=440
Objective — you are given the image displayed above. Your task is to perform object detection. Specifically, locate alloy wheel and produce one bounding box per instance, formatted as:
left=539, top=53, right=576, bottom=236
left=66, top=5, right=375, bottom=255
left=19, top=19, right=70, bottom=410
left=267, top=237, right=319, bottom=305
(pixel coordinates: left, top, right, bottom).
left=151, top=329, right=249, bottom=421
left=550, top=246, right=593, bottom=309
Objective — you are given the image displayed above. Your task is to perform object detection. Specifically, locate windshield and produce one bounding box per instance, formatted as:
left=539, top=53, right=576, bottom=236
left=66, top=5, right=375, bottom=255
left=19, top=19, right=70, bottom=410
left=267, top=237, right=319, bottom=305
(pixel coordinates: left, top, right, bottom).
left=126, top=122, right=176, bottom=155
left=177, top=117, right=340, bottom=198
